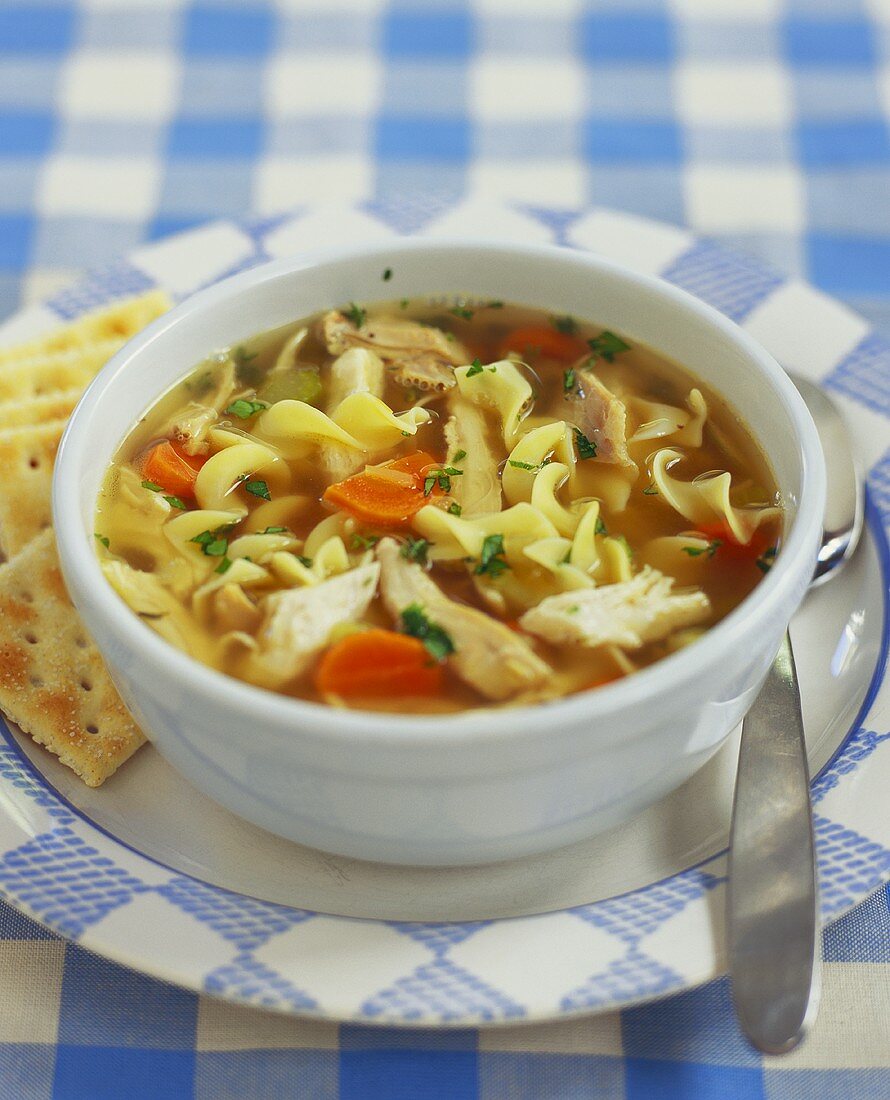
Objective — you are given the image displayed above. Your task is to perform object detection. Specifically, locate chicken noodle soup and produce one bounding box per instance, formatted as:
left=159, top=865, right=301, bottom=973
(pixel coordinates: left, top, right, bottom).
left=95, top=298, right=782, bottom=714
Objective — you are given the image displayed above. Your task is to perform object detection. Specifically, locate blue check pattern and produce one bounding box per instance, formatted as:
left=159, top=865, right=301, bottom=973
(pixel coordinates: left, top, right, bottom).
left=1, top=1, right=890, bottom=1096
left=1, top=0, right=890, bottom=338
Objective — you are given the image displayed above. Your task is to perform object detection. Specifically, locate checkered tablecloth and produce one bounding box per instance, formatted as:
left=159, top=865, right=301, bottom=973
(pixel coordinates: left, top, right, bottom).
left=1, top=1, right=889, bottom=1097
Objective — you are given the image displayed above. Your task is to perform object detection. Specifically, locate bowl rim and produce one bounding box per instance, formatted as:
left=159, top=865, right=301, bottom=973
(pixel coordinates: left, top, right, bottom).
left=53, top=236, right=826, bottom=748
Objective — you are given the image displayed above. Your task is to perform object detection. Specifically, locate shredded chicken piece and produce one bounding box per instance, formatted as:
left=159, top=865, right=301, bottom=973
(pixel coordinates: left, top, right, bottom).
left=519, top=566, right=711, bottom=650
left=163, top=360, right=236, bottom=456
left=323, top=347, right=385, bottom=482
left=246, top=563, right=379, bottom=688
left=570, top=365, right=635, bottom=467
left=376, top=539, right=550, bottom=700
left=212, top=584, right=262, bottom=633
left=102, top=559, right=213, bottom=659
left=444, top=395, right=502, bottom=515
left=319, top=311, right=468, bottom=392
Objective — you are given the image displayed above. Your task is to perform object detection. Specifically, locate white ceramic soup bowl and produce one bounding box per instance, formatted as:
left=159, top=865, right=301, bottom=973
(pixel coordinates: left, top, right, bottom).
left=53, top=239, right=825, bottom=866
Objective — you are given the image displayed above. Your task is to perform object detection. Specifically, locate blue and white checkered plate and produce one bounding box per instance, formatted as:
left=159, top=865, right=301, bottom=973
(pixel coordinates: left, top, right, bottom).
left=0, top=203, right=887, bottom=1027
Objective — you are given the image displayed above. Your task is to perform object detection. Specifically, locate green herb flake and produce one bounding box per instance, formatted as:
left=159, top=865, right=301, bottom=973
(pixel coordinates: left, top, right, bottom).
left=450, top=305, right=474, bottom=321
left=485, top=300, right=504, bottom=309
left=225, top=398, right=268, bottom=419
left=447, top=501, right=462, bottom=516
left=350, top=533, right=380, bottom=551
left=756, top=545, right=778, bottom=573
left=642, top=483, right=659, bottom=496
left=573, top=428, right=598, bottom=460
left=346, top=302, right=367, bottom=328
left=615, top=534, right=634, bottom=561
left=297, top=555, right=313, bottom=568
left=233, top=345, right=262, bottom=386
left=244, top=479, right=271, bottom=501
left=382, top=267, right=392, bottom=281
left=563, top=368, right=576, bottom=394
left=452, top=448, right=467, bottom=463
left=552, top=315, right=577, bottom=335
left=399, top=298, right=410, bottom=309
left=595, top=517, right=607, bottom=536
left=682, top=539, right=722, bottom=559
left=214, top=556, right=232, bottom=575
left=400, top=536, right=431, bottom=565
left=423, top=469, right=457, bottom=496
left=475, top=533, right=510, bottom=578
left=263, top=525, right=287, bottom=534
left=587, top=330, right=631, bottom=363
left=465, top=358, right=484, bottom=377
left=94, top=533, right=110, bottom=549
left=204, top=538, right=228, bottom=557
left=163, top=495, right=188, bottom=510
left=141, top=479, right=163, bottom=493
left=508, top=460, right=538, bottom=471
left=400, top=602, right=455, bottom=662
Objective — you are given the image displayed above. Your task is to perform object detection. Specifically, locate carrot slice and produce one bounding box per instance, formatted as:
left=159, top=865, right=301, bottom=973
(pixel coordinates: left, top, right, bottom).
left=322, top=450, right=442, bottom=527
left=139, top=440, right=205, bottom=499
left=315, top=629, right=443, bottom=697
left=499, top=325, right=587, bottom=364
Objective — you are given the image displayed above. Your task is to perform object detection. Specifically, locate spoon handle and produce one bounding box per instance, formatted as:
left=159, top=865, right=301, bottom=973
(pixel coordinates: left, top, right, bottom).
left=728, top=632, right=821, bottom=1054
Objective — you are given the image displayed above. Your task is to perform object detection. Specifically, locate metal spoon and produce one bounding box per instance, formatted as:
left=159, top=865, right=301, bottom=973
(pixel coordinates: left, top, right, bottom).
left=728, top=374, right=863, bottom=1055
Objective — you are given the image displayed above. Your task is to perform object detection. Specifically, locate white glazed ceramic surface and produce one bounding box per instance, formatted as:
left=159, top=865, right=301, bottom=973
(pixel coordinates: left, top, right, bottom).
left=0, top=204, right=885, bottom=1024
left=52, top=239, right=825, bottom=865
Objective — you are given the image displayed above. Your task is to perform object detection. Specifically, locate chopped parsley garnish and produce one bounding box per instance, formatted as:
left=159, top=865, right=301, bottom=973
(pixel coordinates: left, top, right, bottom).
left=243, top=479, right=271, bottom=500
left=485, top=300, right=504, bottom=309
left=508, top=460, right=539, bottom=471
left=350, top=533, right=380, bottom=551
left=382, top=267, right=392, bottom=281
left=400, top=536, right=431, bottom=565
left=465, top=358, right=484, bottom=377
left=615, top=534, right=634, bottom=561
left=399, top=298, right=410, bottom=309
left=94, top=533, right=110, bottom=549
left=450, top=305, right=474, bottom=321
left=190, top=525, right=235, bottom=557
left=297, top=555, right=313, bottom=568
left=587, top=330, right=630, bottom=362
left=164, top=495, right=188, bottom=510
left=447, top=501, right=462, bottom=516
left=756, top=545, right=778, bottom=573
left=141, top=479, right=163, bottom=492
left=233, top=345, right=262, bottom=386
left=214, top=556, right=232, bottom=575
left=225, top=398, right=268, bottom=419
left=595, top=516, right=607, bottom=536
left=346, top=302, right=366, bottom=328
left=552, top=315, right=577, bottom=335
left=452, top=448, right=467, bottom=463
left=263, top=525, right=287, bottom=534
left=682, top=539, right=721, bottom=559
left=573, top=427, right=598, bottom=460
left=563, top=368, right=576, bottom=393
left=400, top=603, right=455, bottom=661
left=642, top=483, right=658, bottom=496
left=423, top=468, right=462, bottom=496
left=475, top=533, right=510, bottom=577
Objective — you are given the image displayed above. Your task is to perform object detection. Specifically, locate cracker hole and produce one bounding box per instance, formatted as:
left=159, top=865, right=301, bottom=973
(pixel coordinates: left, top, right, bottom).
left=29, top=675, right=43, bottom=687
left=24, top=632, right=37, bottom=645
left=86, top=723, right=99, bottom=735
left=74, top=636, right=87, bottom=649
left=80, top=679, right=92, bottom=692
left=19, top=590, right=33, bottom=604
left=28, top=456, right=40, bottom=469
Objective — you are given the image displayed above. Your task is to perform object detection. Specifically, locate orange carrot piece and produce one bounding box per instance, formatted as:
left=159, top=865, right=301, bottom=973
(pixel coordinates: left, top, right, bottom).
left=322, top=450, right=442, bottom=527
left=315, top=629, right=443, bottom=697
left=140, top=440, right=205, bottom=499
left=499, top=325, right=587, bottom=364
